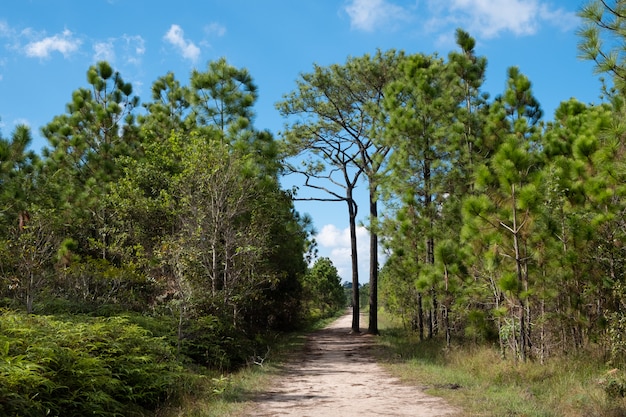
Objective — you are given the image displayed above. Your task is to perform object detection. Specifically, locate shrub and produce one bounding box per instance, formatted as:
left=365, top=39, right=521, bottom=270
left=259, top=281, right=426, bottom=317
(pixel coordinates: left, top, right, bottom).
left=0, top=310, right=184, bottom=416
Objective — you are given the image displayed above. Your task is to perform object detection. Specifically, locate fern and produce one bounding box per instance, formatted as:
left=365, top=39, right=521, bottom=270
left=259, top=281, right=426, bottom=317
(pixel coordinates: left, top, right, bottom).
left=0, top=310, right=185, bottom=416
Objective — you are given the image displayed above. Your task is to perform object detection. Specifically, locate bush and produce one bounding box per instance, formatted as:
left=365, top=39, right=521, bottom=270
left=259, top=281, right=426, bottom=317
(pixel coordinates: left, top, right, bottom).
left=0, top=310, right=184, bottom=416
left=180, top=314, right=257, bottom=371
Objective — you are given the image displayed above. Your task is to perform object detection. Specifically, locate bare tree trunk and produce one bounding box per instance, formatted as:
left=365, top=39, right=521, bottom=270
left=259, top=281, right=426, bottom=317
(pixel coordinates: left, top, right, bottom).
left=511, top=184, right=527, bottom=362
left=443, top=266, right=451, bottom=348
left=444, top=305, right=451, bottom=348
left=418, top=291, right=424, bottom=341
left=424, top=156, right=438, bottom=338
left=27, top=271, right=34, bottom=314
left=368, top=191, right=379, bottom=335
left=348, top=197, right=360, bottom=333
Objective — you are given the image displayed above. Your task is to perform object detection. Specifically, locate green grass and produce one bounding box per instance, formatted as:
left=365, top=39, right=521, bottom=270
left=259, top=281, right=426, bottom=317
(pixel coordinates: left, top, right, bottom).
left=374, top=312, right=626, bottom=417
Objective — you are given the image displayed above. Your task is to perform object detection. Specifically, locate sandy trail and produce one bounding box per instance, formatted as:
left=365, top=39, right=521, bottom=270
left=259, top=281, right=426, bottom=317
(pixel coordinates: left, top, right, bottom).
left=247, top=311, right=460, bottom=417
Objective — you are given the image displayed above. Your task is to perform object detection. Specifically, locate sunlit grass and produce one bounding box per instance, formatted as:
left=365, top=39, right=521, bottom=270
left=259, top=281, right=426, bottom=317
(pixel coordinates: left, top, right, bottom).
left=375, top=311, right=626, bottom=417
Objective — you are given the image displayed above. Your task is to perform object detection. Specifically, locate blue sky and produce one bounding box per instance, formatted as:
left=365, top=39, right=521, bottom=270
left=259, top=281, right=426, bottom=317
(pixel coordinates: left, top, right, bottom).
left=0, top=0, right=604, bottom=282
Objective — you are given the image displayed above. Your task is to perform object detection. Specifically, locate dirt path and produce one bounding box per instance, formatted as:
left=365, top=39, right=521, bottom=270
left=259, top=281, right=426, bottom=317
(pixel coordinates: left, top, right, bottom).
left=246, top=312, right=460, bottom=417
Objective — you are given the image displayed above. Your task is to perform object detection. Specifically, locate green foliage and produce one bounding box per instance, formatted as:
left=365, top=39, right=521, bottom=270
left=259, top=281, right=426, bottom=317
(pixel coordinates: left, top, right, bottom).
left=178, top=314, right=249, bottom=370
left=600, top=369, right=626, bottom=400
left=55, top=257, right=157, bottom=312
left=578, top=0, right=626, bottom=93
left=301, top=257, right=346, bottom=318
left=0, top=310, right=184, bottom=416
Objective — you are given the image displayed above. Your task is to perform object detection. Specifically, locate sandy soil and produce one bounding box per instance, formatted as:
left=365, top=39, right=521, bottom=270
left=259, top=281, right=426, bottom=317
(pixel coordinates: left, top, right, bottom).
left=245, top=312, right=461, bottom=417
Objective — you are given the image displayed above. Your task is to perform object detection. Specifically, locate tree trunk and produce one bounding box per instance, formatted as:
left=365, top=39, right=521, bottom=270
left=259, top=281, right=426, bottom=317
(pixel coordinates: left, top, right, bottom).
left=511, top=184, right=527, bottom=362
left=424, top=155, right=438, bottom=337
left=348, top=197, right=360, bottom=333
left=443, top=266, right=451, bottom=347
left=177, top=302, right=185, bottom=356
left=368, top=190, right=379, bottom=335
left=418, top=291, right=424, bottom=341
left=27, top=271, right=34, bottom=314
left=444, top=304, right=451, bottom=348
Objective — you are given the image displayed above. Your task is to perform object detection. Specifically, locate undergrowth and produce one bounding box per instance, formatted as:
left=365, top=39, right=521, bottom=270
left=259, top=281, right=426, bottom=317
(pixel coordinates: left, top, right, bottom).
left=375, top=312, right=626, bottom=417
left=0, top=305, right=346, bottom=416
left=0, top=309, right=187, bottom=416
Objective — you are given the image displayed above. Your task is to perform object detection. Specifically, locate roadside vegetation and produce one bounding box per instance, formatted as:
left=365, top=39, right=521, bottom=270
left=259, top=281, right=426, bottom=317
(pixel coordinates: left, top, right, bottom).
left=376, top=311, right=626, bottom=417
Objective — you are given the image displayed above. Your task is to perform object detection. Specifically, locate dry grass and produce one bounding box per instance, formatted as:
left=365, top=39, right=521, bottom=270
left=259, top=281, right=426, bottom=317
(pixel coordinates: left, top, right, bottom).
left=375, top=312, right=626, bottom=417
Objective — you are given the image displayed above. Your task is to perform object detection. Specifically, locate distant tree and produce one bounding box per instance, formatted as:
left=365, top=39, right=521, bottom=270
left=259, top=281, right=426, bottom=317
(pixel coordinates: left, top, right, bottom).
left=381, top=52, right=457, bottom=339
left=377, top=30, right=490, bottom=342
left=0, top=124, right=50, bottom=312
left=139, top=71, right=191, bottom=139
left=303, top=257, right=345, bottom=316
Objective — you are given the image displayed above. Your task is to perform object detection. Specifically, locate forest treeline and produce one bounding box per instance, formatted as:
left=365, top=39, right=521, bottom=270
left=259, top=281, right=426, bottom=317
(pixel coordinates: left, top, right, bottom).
left=1, top=0, right=626, bottom=413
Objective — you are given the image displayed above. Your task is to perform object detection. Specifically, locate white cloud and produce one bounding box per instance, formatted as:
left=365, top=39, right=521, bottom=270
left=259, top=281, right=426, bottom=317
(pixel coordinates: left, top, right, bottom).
left=344, top=0, right=410, bottom=32
left=431, top=0, right=578, bottom=39
left=163, top=24, right=200, bottom=62
left=24, top=29, right=81, bottom=58
left=316, top=224, right=371, bottom=283
left=13, top=118, right=30, bottom=127
left=537, top=3, right=579, bottom=31
left=125, top=35, right=146, bottom=55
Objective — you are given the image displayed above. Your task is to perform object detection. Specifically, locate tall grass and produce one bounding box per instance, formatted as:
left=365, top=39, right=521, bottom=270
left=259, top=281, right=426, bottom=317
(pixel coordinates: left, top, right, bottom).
left=375, top=312, right=626, bottom=417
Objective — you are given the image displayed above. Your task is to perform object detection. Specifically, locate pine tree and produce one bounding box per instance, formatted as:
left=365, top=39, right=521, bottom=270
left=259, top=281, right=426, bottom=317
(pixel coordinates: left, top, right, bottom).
left=462, top=67, right=543, bottom=361
left=41, top=61, right=140, bottom=260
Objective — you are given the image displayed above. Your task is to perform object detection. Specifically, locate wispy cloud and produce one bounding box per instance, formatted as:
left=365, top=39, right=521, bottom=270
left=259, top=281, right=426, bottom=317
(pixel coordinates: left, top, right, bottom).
left=0, top=20, right=12, bottom=37
left=93, top=35, right=145, bottom=66
left=205, top=22, right=226, bottom=37
left=344, top=0, right=578, bottom=39
left=344, top=0, right=410, bottom=32
left=450, top=0, right=576, bottom=38
left=24, top=29, right=81, bottom=58
left=121, top=35, right=145, bottom=65
left=163, top=24, right=200, bottom=62
left=93, top=41, right=115, bottom=62
left=13, top=118, right=30, bottom=128
left=429, top=0, right=578, bottom=39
